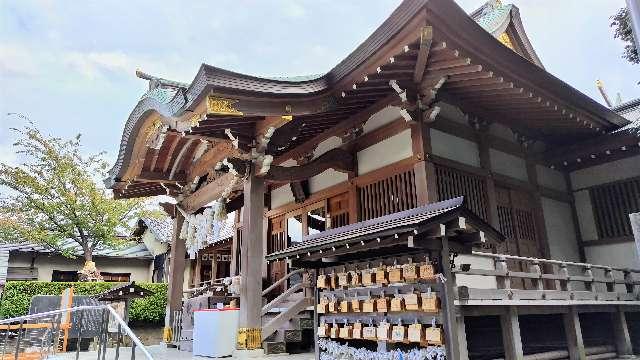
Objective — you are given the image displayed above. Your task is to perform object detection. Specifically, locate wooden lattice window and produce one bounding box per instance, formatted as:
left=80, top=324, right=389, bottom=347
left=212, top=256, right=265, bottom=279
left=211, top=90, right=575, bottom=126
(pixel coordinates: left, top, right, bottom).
left=589, top=177, right=640, bottom=239
left=358, top=168, right=417, bottom=221
left=328, top=193, right=349, bottom=228
left=435, top=164, right=488, bottom=221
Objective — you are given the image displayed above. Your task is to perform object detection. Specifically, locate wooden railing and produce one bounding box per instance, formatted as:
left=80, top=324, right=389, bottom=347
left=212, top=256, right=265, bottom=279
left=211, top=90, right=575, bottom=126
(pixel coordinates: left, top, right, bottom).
left=261, top=269, right=313, bottom=341
left=453, top=252, right=640, bottom=303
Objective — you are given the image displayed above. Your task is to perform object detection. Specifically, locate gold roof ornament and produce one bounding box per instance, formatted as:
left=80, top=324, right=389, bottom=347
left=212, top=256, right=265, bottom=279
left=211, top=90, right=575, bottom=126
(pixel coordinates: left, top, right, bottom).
left=498, top=32, right=514, bottom=50
left=206, top=96, right=243, bottom=116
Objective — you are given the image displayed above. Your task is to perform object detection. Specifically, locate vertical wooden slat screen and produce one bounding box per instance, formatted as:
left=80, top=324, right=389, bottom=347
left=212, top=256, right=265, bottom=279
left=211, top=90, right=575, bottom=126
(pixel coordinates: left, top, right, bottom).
left=435, top=164, right=489, bottom=221
left=589, top=177, right=640, bottom=239
left=357, top=168, right=417, bottom=221
left=328, top=193, right=350, bottom=228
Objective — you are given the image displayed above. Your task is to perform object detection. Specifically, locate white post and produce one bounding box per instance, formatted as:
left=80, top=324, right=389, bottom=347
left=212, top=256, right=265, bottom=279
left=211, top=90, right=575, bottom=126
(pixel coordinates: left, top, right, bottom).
left=630, top=213, right=640, bottom=265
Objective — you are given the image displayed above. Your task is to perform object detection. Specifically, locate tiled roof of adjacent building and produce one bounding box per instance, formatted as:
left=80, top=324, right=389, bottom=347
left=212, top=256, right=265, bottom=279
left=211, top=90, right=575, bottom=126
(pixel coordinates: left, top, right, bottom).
left=138, top=217, right=173, bottom=244
left=0, top=239, right=153, bottom=259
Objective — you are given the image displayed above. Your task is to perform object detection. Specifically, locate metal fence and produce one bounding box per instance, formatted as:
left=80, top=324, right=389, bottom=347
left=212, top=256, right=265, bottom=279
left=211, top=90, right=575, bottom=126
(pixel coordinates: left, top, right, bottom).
left=0, top=305, right=153, bottom=360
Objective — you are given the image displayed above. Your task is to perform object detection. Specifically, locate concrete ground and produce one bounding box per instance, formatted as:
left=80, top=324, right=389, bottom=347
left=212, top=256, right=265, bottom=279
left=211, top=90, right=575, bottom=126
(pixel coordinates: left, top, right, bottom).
left=52, top=345, right=315, bottom=360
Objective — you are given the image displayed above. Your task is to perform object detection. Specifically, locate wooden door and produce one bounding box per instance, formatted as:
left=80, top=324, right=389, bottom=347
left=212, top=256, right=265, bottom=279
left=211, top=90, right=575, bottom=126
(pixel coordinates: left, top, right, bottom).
left=496, top=187, right=541, bottom=289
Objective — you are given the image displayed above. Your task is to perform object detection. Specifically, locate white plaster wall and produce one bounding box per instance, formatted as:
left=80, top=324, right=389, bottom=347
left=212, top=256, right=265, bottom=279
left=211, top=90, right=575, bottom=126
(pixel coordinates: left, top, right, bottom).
left=357, top=129, right=413, bottom=175
left=570, top=154, right=640, bottom=190
left=437, top=103, right=467, bottom=124
left=270, top=184, right=294, bottom=209
left=8, top=253, right=152, bottom=282
left=541, top=197, right=580, bottom=262
left=313, top=136, right=342, bottom=159
left=362, top=106, right=401, bottom=133
left=536, top=165, right=567, bottom=192
left=430, top=129, right=481, bottom=167
left=584, top=242, right=640, bottom=269
left=489, top=149, right=528, bottom=181
left=453, top=254, right=497, bottom=289
left=279, top=159, right=297, bottom=167
left=308, top=169, right=348, bottom=193
left=488, top=122, right=515, bottom=142
left=573, top=190, right=598, bottom=241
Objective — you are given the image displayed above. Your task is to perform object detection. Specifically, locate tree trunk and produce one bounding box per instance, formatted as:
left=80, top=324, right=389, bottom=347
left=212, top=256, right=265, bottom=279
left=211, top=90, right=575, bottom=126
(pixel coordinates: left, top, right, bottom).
left=78, top=245, right=102, bottom=282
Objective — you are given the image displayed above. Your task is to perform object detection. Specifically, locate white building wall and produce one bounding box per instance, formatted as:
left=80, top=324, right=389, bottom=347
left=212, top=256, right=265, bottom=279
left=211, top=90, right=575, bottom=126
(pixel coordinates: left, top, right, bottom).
left=270, top=185, right=295, bottom=209
left=569, top=154, right=640, bottom=269
left=584, top=242, right=640, bottom=269
left=570, top=154, right=640, bottom=190
left=357, top=129, right=413, bottom=175
left=537, top=165, right=567, bottom=192
left=362, top=106, right=401, bottom=133
left=489, top=149, right=528, bottom=181
left=8, top=253, right=152, bottom=282
left=308, top=169, right=348, bottom=193
left=430, top=129, right=480, bottom=167
left=541, top=197, right=580, bottom=262
left=453, top=254, right=497, bottom=289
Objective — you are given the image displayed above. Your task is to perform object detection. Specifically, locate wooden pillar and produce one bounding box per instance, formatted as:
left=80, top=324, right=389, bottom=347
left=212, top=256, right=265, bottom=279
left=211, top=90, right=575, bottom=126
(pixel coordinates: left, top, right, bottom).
left=194, top=251, right=202, bottom=286
left=457, top=314, right=469, bottom=360
left=565, top=173, right=587, bottom=262
left=440, top=235, right=460, bottom=360
left=411, top=120, right=437, bottom=205
left=237, top=165, right=265, bottom=350
left=612, top=306, right=633, bottom=356
left=563, top=307, right=586, bottom=360
left=500, top=306, right=524, bottom=360
left=477, top=130, right=499, bottom=229
left=525, top=158, right=552, bottom=260
left=165, top=213, right=186, bottom=339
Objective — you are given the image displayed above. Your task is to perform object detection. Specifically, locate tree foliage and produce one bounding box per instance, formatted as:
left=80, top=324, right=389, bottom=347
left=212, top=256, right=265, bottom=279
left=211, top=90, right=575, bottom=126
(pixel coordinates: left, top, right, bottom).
left=0, top=124, right=155, bottom=262
left=0, top=281, right=167, bottom=323
left=611, top=7, right=639, bottom=64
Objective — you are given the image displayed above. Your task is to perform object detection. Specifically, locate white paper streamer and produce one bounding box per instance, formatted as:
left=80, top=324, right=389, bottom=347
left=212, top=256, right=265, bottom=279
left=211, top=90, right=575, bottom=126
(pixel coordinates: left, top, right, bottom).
left=318, top=339, right=445, bottom=360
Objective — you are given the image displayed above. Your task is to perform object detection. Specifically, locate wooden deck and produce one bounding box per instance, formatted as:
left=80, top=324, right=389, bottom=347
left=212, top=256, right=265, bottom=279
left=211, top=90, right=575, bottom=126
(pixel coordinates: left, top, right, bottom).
left=451, top=252, right=640, bottom=359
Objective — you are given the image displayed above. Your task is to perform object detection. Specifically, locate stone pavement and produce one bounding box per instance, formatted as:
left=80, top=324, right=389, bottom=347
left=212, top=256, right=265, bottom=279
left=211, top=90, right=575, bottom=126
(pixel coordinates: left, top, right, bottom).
left=52, top=345, right=315, bottom=360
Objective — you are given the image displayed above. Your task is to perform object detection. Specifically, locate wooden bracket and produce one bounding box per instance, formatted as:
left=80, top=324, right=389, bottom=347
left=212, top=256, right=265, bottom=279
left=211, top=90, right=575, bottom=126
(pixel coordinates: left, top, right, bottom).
left=261, top=148, right=354, bottom=183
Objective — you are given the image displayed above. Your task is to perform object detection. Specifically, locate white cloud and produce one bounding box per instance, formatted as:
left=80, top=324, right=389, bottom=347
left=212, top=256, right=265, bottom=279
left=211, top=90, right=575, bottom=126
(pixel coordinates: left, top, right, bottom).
left=282, top=1, right=307, bottom=19
left=0, top=44, right=39, bottom=77
left=0, top=143, right=17, bottom=167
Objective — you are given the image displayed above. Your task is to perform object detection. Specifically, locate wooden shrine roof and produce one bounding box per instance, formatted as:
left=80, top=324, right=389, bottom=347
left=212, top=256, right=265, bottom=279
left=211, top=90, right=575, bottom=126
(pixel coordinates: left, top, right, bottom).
left=265, top=196, right=504, bottom=264
left=93, top=282, right=152, bottom=301
left=107, top=0, right=630, bottom=199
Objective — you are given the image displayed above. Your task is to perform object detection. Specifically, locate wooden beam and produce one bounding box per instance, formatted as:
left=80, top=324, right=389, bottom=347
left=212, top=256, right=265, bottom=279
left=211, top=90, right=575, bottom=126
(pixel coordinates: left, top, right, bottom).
left=137, top=171, right=185, bottom=183
left=262, top=148, right=354, bottom=183
left=413, top=26, right=433, bottom=84
left=187, top=141, right=237, bottom=182
left=180, top=172, right=238, bottom=213
left=274, top=94, right=397, bottom=165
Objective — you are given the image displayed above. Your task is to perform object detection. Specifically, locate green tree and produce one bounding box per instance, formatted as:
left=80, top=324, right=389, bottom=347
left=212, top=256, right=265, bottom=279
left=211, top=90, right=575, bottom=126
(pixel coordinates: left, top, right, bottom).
left=611, top=7, right=639, bottom=65
left=0, top=124, right=156, bottom=277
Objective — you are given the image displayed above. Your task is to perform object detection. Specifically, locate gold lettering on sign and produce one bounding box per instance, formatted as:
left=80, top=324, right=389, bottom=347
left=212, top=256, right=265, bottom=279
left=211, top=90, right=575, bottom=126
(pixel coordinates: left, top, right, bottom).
left=206, top=96, right=243, bottom=116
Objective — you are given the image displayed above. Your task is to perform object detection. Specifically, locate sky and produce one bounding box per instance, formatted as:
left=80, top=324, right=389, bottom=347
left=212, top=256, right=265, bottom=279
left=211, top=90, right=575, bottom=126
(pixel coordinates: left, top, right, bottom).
left=0, top=0, right=638, bottom=169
